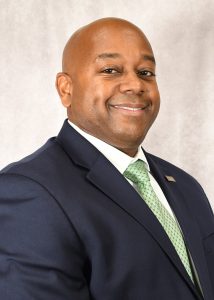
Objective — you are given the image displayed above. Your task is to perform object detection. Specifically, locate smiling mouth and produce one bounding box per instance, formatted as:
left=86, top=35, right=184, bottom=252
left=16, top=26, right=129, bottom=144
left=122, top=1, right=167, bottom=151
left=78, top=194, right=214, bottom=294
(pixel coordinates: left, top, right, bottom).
left=110, top=104, right=150, bottom=111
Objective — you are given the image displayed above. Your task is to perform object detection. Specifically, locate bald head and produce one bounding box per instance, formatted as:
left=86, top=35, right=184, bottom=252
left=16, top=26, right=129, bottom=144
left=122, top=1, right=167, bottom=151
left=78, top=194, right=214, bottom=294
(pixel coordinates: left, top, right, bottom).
left=62, top=17, right=153, bottom=74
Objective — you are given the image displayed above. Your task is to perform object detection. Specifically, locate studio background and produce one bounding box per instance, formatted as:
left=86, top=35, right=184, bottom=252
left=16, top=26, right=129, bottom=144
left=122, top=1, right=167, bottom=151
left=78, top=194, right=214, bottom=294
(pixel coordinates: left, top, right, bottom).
left=0, top=0, right=213, bottom=208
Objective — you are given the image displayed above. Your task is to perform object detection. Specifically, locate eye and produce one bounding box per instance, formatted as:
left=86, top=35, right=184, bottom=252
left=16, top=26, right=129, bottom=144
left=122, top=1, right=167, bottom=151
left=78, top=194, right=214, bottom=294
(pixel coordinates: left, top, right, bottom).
left=101, top=67, right=120, bottom=74
left=138, top=70, right=155, bottom=78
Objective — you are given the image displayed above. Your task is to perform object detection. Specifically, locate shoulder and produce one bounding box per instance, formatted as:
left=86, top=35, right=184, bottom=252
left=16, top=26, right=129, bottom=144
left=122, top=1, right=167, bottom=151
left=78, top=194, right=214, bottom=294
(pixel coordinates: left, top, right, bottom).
left=0, top=137, right=72, bottom=209
left=0, top=136, right=73, bottom=185
left=0, top=140, right=83, bottom=249
left=0, top=135, right=84, bottom=219
left=1, top=137, right=62, bottom=174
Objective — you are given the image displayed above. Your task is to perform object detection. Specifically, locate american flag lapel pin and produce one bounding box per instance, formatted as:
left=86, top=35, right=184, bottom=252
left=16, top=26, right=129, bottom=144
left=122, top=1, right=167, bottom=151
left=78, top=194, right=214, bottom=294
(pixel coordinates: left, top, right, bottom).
left=165, top=175, right=176, bottom=182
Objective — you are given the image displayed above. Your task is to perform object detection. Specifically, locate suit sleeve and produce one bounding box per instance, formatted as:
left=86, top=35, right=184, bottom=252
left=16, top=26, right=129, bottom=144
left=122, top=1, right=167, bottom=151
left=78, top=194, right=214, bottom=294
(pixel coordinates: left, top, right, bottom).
left=0, top=173, right=91, bottom=300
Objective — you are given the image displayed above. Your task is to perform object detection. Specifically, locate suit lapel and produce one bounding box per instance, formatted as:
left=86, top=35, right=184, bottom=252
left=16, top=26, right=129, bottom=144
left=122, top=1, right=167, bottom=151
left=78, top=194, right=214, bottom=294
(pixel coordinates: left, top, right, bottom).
left=146, top=153, right=213, bottom=300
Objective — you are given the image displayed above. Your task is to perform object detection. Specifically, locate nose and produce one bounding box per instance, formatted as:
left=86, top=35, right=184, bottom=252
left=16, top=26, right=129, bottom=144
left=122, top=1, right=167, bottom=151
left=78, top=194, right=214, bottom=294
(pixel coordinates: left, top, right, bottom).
left=119, top=72, right=145, bottom=95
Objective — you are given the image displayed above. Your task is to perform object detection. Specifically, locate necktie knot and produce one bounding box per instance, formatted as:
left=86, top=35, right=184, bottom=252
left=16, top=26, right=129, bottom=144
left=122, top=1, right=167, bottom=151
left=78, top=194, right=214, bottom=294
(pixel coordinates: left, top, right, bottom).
left=123, top=159, right=150, bottom=185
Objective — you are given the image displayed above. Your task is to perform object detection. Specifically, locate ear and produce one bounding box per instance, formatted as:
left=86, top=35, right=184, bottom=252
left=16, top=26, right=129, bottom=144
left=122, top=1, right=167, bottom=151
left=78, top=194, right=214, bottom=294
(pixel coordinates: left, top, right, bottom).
left=55, top=72, right=73, bottom=107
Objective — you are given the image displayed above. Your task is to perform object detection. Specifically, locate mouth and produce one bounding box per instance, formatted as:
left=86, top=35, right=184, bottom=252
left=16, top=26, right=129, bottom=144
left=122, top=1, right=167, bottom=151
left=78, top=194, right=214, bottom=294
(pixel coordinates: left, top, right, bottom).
left=109, top=103, right=151, bottom=113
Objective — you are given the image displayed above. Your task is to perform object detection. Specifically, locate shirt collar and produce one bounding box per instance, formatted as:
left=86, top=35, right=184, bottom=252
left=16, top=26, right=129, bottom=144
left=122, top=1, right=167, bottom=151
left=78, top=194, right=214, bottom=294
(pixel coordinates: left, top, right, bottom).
left=68, top=120, right=150, bottom=174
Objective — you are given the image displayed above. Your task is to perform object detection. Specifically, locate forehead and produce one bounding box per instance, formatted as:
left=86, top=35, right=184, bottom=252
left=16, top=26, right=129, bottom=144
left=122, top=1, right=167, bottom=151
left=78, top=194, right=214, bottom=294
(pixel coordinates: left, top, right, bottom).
left=77, top=25, right=153, bottom=63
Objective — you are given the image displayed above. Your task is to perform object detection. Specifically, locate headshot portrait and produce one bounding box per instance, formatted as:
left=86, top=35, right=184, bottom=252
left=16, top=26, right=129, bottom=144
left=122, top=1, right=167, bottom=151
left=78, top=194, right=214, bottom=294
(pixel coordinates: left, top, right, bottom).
left=0, top=1, right=213, bottom=299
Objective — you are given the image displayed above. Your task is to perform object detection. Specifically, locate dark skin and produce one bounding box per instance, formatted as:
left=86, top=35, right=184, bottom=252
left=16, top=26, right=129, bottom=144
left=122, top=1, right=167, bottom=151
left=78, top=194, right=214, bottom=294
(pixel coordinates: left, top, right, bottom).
left=56, top=18, right=160, bottom=157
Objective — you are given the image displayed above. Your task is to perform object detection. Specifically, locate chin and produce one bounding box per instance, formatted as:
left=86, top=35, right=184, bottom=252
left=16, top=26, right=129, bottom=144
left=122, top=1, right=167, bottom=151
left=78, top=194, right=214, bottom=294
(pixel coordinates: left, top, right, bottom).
left=121, top=130, right=147, bottom=143
left=112, top=133, right=145, bottom=150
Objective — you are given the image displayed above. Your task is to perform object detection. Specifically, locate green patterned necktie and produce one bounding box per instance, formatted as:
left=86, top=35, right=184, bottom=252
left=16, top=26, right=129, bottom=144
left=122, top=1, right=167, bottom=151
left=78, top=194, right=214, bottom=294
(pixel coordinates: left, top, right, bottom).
left=123, top=159, right=194, bottom=282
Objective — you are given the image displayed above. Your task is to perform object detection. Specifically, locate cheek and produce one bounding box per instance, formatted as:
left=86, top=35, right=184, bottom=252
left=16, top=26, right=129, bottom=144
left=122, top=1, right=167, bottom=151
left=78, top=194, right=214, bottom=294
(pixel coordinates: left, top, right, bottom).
left=85, top=83, right=114, bottom=114
left=150, top=86, right=160, bottom=110
left=153, top=85, right=160, bottom=101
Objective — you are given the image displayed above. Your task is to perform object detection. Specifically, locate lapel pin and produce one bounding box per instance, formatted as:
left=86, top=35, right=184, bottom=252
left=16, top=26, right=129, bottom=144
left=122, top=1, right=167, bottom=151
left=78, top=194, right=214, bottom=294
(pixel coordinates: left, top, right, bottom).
left=165, top=175, right=176, bottom=182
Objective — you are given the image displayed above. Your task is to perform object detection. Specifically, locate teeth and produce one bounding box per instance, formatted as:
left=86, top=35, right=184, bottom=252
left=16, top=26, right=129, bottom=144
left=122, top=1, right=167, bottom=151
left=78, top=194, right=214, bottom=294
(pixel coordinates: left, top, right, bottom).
left=114, top=106, right=143, bottom=111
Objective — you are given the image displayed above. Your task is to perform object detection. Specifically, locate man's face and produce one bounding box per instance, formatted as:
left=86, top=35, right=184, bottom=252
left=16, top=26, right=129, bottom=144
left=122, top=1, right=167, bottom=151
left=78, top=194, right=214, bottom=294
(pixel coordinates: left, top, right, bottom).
left=65, top=24, right=160, bottom=156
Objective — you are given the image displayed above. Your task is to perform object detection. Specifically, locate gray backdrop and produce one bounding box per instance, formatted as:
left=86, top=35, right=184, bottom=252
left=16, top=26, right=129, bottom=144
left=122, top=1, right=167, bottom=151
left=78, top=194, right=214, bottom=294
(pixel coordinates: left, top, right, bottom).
left=0, top=0, right=213, bottom=207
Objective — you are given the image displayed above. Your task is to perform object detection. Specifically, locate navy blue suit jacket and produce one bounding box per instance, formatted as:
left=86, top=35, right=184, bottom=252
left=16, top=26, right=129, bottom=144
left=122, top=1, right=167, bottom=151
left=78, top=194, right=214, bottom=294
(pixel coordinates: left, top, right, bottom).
left=0, top=120, right=213, bottom=299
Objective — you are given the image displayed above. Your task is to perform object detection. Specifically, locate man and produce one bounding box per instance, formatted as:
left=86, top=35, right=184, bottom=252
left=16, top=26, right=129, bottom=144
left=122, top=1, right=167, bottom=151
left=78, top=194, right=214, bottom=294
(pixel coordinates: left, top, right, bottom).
left=0, top=17, right=213, bottom=300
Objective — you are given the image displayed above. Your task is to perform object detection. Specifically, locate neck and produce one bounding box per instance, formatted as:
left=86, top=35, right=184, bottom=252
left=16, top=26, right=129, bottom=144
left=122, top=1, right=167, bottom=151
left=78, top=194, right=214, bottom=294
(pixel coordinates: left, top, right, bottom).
left=116, top=146, right=138, bottom=157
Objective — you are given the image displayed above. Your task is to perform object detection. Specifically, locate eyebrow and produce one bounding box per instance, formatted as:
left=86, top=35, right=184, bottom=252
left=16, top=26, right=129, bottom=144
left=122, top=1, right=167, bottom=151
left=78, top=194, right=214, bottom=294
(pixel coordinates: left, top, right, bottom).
left=96, top=53, right=121, bottom=60
left=95, top=52, right=156, bottom=64
left=143, top=54, right=156, bottom=64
